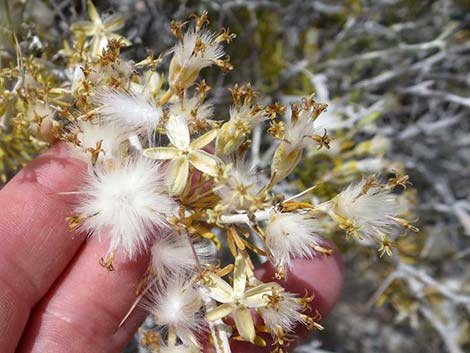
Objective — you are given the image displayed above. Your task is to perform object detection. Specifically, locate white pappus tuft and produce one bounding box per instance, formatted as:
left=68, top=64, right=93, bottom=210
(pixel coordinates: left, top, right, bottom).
left=229, top=102, right=269, bottom=128
left=69, top=120, right=131, bottom=162
left=75, top=157, right=176, bottom=258
left=92, top=89, right=162, bottom=136
left=216, top=160, right=264, bottom=211
left=169, top=29, right=225, bottom=91
left=172, top=30, right=224, bottom=72
left=265, top=212, right=323, bottom=268
left=284, top=108, right=323, bottom=153
left=258, top=290, right=304, bottom=334
left=168, top=94, right=215, bottom=129
left=145, top=276, right=204, bottom=346
left=332, top=179, right=403, bottom=240
left=150, top=232, right=215, bottom=280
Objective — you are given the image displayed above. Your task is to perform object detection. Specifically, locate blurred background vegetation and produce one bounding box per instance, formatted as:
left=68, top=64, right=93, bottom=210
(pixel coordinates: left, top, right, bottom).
left=1, top=0, right=469, bottom=352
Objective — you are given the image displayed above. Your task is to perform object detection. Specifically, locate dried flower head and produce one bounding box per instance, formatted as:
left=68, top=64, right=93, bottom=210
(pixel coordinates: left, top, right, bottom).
left=216, top=102, right=268, bottom=156
left=265, top=213, right=324, bottom=270
left=168, top=94, right=216, bottom=131
left=169, top=29, right=225, bottom=91
left=145, top=277, right=203, bottom=346
left=150, top=233, right=214, bottom=280
left=258, top=290, right=304, bottom=334
left=330, top=178, right=403, bottom=241
left=215, top=160, right=265, bottom=211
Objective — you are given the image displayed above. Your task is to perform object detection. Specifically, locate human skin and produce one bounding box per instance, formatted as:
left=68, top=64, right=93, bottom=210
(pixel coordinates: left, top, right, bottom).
left=0, top=143, right=343, bottom=353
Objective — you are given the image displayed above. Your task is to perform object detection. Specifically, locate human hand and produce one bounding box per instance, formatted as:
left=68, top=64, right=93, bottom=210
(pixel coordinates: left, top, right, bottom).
left=0, top=143, right=343, bottom=353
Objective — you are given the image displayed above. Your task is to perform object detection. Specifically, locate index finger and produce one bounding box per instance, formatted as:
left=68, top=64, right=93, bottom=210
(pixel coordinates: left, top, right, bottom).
left=0, top=143, right=86, bottom=353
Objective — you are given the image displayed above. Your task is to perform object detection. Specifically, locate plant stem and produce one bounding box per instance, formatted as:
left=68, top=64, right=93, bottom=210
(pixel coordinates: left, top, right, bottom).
left=219, top=209, right=271, bottom=224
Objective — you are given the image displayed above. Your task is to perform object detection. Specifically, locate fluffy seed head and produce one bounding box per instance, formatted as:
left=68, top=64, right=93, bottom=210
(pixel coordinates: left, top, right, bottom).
left=333, top=179, right=402, bottom=240
left=284, top=109, right=322, bottom=152
left=169, top=30, right=224, bottom=90
left=146, top=277, right=203, bottom=345
left=173, top=30, right=224, bottom=71
left=229, top=102, right=268, bottom=128
left=216, top=161, right=264, bottom=211
left=150, top=233, right=215, bottom=280
left=216, top=103, right=268, bottom=156
left=258, top=290, right=304, bottom=334
left=265, top=213, right=323, bottom=268
left=75, top=157, right=176, bottom=258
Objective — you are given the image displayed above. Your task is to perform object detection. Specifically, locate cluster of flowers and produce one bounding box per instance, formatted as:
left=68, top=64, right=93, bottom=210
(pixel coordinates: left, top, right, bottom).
left=1, top=3, right=418, bottom=353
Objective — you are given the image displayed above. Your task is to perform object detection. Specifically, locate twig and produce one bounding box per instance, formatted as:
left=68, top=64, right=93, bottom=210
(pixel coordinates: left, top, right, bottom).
left=419, top=306, right=464, bottom=353
left=398, top=264, right=470, bottom=305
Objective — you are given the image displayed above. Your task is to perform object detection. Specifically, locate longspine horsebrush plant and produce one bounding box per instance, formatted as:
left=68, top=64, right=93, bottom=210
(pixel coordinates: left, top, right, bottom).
left=0, top=2, right=419, bottom=353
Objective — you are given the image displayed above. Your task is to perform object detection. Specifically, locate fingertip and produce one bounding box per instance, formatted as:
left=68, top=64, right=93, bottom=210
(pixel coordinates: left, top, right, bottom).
left=22, top=142, right=85, bottom=194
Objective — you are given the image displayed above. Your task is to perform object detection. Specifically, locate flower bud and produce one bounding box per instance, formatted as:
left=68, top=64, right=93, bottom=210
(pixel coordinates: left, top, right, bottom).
left=169, top=57, right=201, bottom=92
left=271, top=142, right=302, bottom=184
left=215, top=121, right=244, bottom=156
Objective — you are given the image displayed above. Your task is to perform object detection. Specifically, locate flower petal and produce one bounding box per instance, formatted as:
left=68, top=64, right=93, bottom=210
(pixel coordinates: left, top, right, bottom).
left=206, top=303, right=235, bottom=322
left=233, top=307, right=256, bottom=343
left=204, top=273, right=234, bottom=303
left=166, top=115, right=190, bottom=149
left=143, top=147, right=180, bottom=160
left=190, top=129, right=218, bottom=150
left=243, top=283, right=282, bottom=308
left=168, top=156, right=189, bottom=196
left=233, top=255, right=246, bottom=297
left=103, top=14, right=125, bottom=31
left=87, top=0, right=101, bottom=25
left=189, top=150, right=220, bottom=176
left=70, top=21, right=96, bottom=35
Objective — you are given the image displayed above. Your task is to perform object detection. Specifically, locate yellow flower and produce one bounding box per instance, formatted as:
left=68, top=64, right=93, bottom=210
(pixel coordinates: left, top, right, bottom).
left=204, top=255, right=282, bottom=342
left=143, top=115, right=220, bottom=196
left=71, top=1, right=129, bottom=57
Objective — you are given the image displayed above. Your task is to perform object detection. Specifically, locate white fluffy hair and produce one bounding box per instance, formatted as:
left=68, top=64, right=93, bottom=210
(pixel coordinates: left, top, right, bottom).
left=216, top=160, right=264, bottom=211
left=150, top=232, right=215, bottom=280
left=229, top=102, right=268, bottom=128
left=284, top=109, right=323, bottom=152
left=92, top=89, right=162, bottom=136
left=258, top=290, right=304, bottom=334
left=75, top=157, right=176, bottom=258
left=173, top=30, right=224, bottom=71
left=265, top=213, right=323, bottom=268
left=145, top=276, right=204, bottom=345
left=334, top=179, right=402, bottom=240
left=70, top=120, right=130, bottom=161
left=168, top=95, right=215, bottom=125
